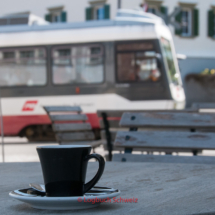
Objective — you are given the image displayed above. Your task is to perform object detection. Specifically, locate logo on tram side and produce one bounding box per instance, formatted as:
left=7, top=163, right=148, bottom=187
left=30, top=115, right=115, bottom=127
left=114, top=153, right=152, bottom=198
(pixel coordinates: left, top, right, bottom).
left=22, top=101, right=38, bottom=111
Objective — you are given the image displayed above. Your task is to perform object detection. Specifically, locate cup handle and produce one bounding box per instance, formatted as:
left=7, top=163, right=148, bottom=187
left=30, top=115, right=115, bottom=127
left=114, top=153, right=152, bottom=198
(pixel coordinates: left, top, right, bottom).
left=84, top=153, right=105, bottom=193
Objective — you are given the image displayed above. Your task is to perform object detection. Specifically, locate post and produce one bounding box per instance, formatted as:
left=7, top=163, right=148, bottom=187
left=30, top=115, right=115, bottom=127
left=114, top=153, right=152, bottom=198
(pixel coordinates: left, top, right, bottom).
left=118, top=0, right=121, bottom=9
left=101, top=112, right=112, bottom=161
left=0, top=92, right=4, bottom=162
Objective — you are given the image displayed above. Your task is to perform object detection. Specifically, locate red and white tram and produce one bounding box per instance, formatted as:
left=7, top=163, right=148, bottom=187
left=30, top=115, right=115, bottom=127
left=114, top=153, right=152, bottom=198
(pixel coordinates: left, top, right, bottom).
left=0, top=9, right=185, bottom=140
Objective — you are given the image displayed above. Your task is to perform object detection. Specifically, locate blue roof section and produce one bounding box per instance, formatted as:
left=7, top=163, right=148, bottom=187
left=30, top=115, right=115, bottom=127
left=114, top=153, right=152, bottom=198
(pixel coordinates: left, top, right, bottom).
left=0, top=19, right=154, bottom=34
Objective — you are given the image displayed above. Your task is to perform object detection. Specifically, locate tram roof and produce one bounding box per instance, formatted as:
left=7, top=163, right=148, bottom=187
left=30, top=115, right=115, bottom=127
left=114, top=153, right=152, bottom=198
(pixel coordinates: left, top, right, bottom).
left=0, top=9, right=165, bottom=34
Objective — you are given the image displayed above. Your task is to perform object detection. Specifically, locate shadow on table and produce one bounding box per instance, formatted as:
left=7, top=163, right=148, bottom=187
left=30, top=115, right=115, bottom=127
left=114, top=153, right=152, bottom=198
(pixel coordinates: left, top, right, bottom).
left=192, top=212, right=215, bottom=215
left=10, top=202, right=123, bottom=214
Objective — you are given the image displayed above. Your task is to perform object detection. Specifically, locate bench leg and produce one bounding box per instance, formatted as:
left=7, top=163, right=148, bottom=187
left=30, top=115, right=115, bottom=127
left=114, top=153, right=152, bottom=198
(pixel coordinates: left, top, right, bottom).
left=121, top=157, right=127, bottom=162
left=165, top=152, right=172, bottom=155
left=193, top=150, right=198, bottom=156
left=101, top=112, right=112, bottom=161
left=125, top=148, right=133, bottom=153
left=147, top=151, right=153, bottom=155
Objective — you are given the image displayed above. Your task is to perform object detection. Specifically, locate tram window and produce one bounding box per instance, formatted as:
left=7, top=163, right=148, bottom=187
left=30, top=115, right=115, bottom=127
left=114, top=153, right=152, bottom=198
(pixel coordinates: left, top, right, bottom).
left=0, top=48, right=47, bottom=87
left=20, top=51, right=34, bottom=58
left=52, top=45, right=104, bottom=85
left=160, top=38, right=179, bottom=85
left=58, top=49, right=71, bottom=57
left=3, top=51, right=15, bottom=59
left=116, top=42, right=161, bottom=83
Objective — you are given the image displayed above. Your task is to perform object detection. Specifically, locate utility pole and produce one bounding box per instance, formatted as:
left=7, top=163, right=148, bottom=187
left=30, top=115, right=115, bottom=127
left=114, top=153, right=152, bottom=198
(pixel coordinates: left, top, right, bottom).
left=118, top=0, right=121, bottom=9
left=0, top=90, right=4, bottom=163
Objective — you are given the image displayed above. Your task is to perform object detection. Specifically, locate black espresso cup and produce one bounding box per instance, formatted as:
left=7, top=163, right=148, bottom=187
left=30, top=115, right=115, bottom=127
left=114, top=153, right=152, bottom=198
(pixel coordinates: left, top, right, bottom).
left=36, top=145, right=105, bottom=197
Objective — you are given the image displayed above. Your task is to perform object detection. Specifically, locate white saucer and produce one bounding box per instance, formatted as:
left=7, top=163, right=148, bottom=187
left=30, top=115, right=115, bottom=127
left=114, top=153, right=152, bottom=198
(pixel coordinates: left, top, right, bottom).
left=9, top=186, right=120, bottom=210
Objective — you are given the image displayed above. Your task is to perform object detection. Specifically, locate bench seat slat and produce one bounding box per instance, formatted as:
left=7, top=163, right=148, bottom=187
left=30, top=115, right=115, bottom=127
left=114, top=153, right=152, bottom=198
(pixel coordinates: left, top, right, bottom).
left=120, top=112, right=215, bottom=128
left=44, top=106, right=82, bottom=112
left=192, top=103, right=215, bottom=109
left=97, top=109, right=197, bottom=118
left=56, top=131, right=95, bottom=141
left=112, top=154, right=215, bottom=164
left=53, top=123, right=91, bottom=132
left=49, top=114, right=87, bottom=122
left=104, top=143, right=200, bottom=153
left=114, top=131, right=215, bottom=151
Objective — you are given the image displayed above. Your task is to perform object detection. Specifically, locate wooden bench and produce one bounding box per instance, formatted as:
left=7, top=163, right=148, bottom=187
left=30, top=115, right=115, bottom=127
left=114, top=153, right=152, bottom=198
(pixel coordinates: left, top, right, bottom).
left=44, top=106, right=102, bottom=150
left=113, top=112, right=215, bottom=163
left=97, top=109, right=198, bottom=160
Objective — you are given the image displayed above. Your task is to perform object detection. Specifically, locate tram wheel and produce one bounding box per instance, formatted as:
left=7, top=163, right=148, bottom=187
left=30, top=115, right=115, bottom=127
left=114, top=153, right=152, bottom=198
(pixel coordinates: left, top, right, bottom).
left=21, top=125, right=56, bottom=142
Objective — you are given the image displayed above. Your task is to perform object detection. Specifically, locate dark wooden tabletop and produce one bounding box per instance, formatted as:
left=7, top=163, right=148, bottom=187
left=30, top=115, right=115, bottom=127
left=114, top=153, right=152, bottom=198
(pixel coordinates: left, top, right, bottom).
left=1, top=162, right=215, bottom=215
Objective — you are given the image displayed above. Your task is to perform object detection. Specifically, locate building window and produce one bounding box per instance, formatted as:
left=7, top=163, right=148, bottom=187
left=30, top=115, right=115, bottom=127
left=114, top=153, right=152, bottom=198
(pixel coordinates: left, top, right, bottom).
left=146, top=5, right=167, bottom=15
left=45, top=6, right=67, bottom=23
left=0, top=48, right=47, bottom=87
left=175, top=6, right=199, bottom=37
left=181, top=8, right=192, bottom=37
left=52, top=13, right=61, bottom=23
left=52, top=44, right=104, bottom=85
left=147, top=6, right=157, bottom=14
left=142, top=1, right=168, bottom=23
left=86, top=2, right=110, bottom=21
left=208, top=9, right=215, bottom=38
left=96, top=6, right=105, bottom=20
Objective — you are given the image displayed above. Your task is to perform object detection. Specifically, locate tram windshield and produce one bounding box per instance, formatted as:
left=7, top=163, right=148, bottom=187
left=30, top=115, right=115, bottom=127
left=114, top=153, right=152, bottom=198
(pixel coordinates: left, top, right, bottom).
left=160, top=37, right=180, bottom=85
left=116, top=41, right=161, bottom=83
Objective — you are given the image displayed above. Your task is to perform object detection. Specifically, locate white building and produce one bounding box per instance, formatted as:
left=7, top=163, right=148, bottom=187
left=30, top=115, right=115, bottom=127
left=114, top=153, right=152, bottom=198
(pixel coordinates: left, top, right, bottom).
left=0, top=0, right=214, bottom=80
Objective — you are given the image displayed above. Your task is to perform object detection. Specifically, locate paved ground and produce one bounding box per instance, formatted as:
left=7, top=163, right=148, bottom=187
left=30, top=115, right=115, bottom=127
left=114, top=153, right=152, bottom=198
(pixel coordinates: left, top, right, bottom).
left=0, top=137, right=106, bottom=162
left=0, top=137, right=215, bottom=162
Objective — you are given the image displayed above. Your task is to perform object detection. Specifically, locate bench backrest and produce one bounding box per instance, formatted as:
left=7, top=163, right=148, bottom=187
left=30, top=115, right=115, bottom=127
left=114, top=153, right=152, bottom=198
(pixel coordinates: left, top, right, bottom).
left=114, top=130, right=215, bottom=152
left=43, top=106, right=95, bottom=143
left=97, top=109, right=197, bottom=129
left=113, top=111, right=215, bottom=155
left=120, top=112, right=215, bottom=129
left=43, top=106, right=82, bottom=113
